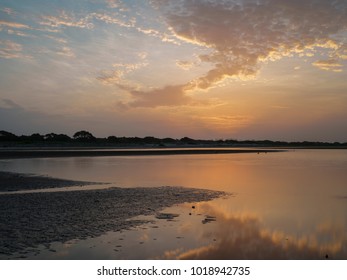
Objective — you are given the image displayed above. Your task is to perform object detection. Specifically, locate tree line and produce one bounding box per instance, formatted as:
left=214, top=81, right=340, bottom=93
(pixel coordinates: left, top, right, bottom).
left=0, top=130, right=346, bottom=147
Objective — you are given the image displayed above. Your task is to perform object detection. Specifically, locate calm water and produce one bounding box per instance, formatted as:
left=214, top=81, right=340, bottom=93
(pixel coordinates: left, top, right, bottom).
left=1, top=149, right=347, bottom=259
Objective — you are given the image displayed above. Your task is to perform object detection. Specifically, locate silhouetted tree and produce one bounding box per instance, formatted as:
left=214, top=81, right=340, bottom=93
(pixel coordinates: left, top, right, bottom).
left=73, top=130, right=96, bottom=141
left=107, top=136, right=118, bottom=143
left=162, top=137, right=176, bottom=143
left=143, top=136, right=161, bottom=144
left=44, top=133, right=58, bottom=141
left=45, top=133, right=71, bottom=142
left=0, top=130, right=18, bottom=141
left=180, top=137, right=197, bottom=144
left=29, top=133, right=44, bottom=141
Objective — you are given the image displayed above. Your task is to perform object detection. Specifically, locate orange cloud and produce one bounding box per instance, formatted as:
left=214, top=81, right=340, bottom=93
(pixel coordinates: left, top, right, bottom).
left=312, top=59, right=343, bottom=72
left=197, top=115, right=253, bottom=130
left=162, top=0, right=346, bottom=86
left=121, top=0, right=347, bottom=108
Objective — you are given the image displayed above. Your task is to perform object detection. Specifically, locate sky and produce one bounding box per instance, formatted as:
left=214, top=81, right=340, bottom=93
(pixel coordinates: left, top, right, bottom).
left=0, top=0, right=347, bottom=142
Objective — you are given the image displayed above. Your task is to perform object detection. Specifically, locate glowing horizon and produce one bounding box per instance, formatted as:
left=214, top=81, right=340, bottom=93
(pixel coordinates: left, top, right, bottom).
left=0, top=0, right=346, bottom=142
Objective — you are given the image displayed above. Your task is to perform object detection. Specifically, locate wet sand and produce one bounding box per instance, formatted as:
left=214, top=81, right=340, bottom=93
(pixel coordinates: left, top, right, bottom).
left=0, top=148, right=282, bottom=159
left=0, top=171, right=226, bottom=259
left=0, top=171, right=102, bottom=192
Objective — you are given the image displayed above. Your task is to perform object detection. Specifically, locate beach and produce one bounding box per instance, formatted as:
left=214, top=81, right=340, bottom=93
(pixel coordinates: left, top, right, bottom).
left=0, top=171, right=103, bottom=192
left=0, top=170, right=226, bottom=259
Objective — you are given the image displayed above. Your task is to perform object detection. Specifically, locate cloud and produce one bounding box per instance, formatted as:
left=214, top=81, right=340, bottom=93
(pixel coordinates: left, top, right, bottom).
left=0, top=19, right=35, bottom=38
left=44, top=35, right=68, bottom=44
left=137, top=52, right=148, bottom=60
left=39, top=10, right=136, bottom=31
left=7, top=29, right=34, bottom=38
left=164, top=206, right=347, bottom=259
left=116, top=0, right=347, bottom=109
left=136, top=27, right=181, bottom=45
left=105, top=0, right=180, bottom=43
left=137, top=0, right=347, bottom=105
left=35, top=40, right=75, bottom=58
left=136, top=27, right=161, bottom=37
left=106, top=0, right=129, bottom=12
left=0, top=40, right=25, bottom=59
left=1, top=8, right=14, bottom=15
left=106, top=0, right=121, bottom=8
left=97, top=61, right=148, bottom=86
left=176, top=60, right=194, bottom=70
left=56, top=46, right=75, bottom=57
left=91, top=12, right=135, bottom=28
left=312, top=59, right=343, bottom=72
left=1, top=98, right=22, bottom=109
left=334, top=44, right=347, bottom=59
left=112, top=62, right=148, bottom=72
left=97, top=58, right=199, bottom=108
left=97, top=69, right=126, bottom=85
left=0, top=20, right=31, bottom=29
left=197, top=115, right=253, bottom=130
left=124, top=84, right=193, bottom=108
left=103, top=83, right=194, bottom=108
left=40, top=11, right=93, bottom=29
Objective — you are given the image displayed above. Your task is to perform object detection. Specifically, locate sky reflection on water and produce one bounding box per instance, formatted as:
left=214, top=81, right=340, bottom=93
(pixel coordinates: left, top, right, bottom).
left=1, top=149, right=347, bottom=259
left=170, top=201, right=347, bottom=260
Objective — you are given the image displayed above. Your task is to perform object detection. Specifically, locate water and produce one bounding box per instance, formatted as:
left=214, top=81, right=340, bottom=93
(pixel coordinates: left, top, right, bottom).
left=1, top=149, right=347, bottom=259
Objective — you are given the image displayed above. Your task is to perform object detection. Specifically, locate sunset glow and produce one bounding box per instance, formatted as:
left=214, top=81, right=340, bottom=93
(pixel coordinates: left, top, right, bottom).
left=1, top=0, right=346, bottom=141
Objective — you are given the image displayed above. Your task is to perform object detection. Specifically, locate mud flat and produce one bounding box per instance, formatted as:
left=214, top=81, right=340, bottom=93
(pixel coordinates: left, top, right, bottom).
left=0, top=171, right=102, bottom=192
left=0, top=172, right=225, bottom=259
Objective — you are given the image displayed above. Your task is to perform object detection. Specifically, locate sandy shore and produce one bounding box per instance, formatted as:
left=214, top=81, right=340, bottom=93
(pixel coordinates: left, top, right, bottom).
left=0, top=171, right=226, bottom=259
left=0, top=148, right=282, bottom=159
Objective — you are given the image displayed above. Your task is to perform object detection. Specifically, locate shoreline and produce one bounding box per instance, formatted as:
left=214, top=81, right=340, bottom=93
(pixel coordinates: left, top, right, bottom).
left=0, top=171, right=227, bottom=259
left=0, top=147, right=284, bottom=159
left=0, top=171, right=105, bottom=192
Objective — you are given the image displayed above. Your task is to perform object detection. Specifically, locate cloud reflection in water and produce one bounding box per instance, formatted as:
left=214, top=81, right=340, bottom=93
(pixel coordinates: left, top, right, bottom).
left=164, top=204, right=347, bottom=260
